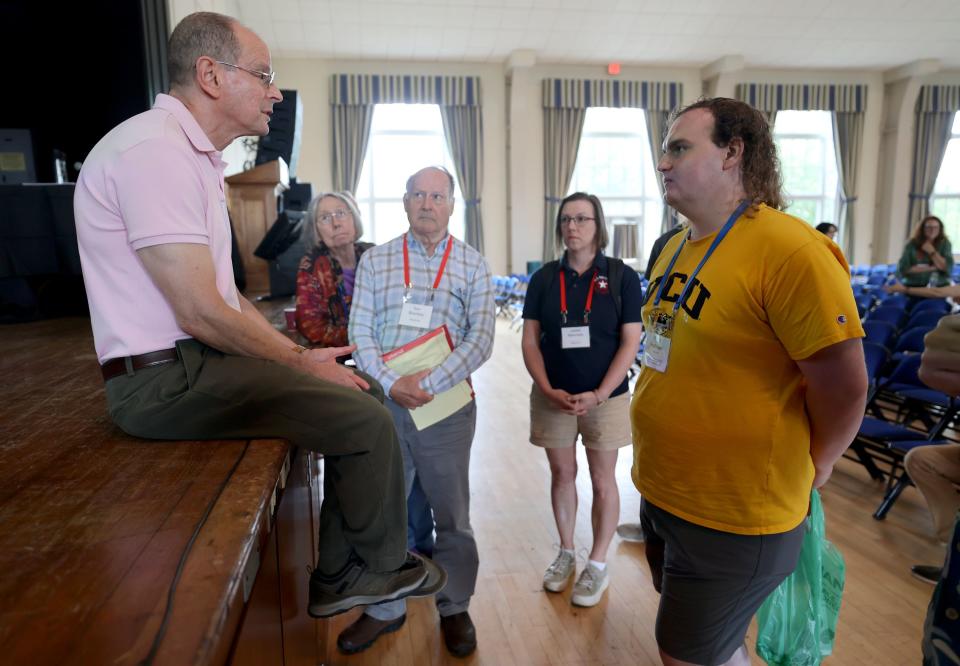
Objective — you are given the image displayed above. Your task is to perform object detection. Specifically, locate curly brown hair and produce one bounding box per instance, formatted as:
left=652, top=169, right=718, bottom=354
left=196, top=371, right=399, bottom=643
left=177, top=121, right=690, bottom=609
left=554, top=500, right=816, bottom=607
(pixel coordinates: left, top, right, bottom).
left=910, top=215, right=948, bottom=248
left=672, top=98, right=785, bottom=211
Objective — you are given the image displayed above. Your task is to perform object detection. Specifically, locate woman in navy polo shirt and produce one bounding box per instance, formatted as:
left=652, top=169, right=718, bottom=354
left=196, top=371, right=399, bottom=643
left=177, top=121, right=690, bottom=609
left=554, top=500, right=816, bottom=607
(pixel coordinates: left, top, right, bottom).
left=521, top=192, right=643, bottom=607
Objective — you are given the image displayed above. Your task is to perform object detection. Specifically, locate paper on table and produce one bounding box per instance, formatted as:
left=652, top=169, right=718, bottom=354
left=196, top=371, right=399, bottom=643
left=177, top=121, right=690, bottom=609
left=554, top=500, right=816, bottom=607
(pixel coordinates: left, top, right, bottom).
left=382, top=325, right=474, bottom=431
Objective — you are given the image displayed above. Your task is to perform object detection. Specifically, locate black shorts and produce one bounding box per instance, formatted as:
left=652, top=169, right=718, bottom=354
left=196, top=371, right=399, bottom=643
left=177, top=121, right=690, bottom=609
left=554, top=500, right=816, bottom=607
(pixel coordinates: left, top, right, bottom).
left=640, top=498, right=805, bottom=665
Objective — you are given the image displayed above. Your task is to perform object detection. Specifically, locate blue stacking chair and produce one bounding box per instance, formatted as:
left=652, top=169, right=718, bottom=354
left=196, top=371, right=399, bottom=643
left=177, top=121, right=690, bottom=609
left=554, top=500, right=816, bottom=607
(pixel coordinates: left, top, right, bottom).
left=874, top=440, right=953, bottom=519
left=866, top=305, right=907, bottom=328
left=863, top=320, right=897, bottom=351
left=879, top=293, right=909, bottom=309
left=865, top=273, right=887, bottom=290
left=863, top=341, right=891, bottom=402
left=905, top=309, right=945, bottom=331
left=848, top=352, right=958, bottom=519
left=892, top=325, right=935, bottom=359
left=911, top=299, right=951, bottom=315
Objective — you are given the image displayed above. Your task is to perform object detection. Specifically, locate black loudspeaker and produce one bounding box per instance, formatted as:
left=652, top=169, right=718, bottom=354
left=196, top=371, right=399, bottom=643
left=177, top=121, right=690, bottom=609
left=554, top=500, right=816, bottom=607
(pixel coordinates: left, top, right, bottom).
left=256, top=90, right=302, bottom=178
left=268, top=234, right=307, bottom=299
left=284, top=180, right=313, bottom=212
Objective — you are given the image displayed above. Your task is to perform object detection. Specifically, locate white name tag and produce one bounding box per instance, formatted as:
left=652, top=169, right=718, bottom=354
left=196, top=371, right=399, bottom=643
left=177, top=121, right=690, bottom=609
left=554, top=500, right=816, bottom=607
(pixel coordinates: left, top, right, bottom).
left=561, top=326, right=590, bottom=349
left=399, top=302, right=433, bottom=329
left=643, top=333, right=670, bottom=373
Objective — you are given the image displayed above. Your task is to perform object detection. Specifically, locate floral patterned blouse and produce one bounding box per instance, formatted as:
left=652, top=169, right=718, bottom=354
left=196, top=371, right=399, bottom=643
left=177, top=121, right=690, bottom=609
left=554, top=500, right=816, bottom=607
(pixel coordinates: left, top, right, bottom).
left=295, top=242, right=374, bottom=347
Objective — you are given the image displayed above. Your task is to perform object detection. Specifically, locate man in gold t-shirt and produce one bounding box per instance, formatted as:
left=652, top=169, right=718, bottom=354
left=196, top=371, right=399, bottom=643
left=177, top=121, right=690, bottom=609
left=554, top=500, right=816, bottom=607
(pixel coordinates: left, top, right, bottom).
left=632, top=98, right=867, bottom=666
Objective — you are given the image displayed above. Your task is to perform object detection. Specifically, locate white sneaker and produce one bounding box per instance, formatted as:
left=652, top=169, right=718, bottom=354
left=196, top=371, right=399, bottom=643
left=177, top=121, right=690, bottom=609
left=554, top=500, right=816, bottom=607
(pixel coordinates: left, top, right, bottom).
left=542, top=550, right=576, bottom=592
left=571, top=563, right=609, bottom=607
left=616, top=523, right=645, bottom=543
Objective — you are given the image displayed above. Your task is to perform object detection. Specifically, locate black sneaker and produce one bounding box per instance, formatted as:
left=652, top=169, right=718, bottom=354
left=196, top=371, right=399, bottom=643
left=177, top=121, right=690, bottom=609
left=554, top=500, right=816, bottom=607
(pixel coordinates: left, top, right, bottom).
left=308, top=552, right=446, bottom=618
left=911, top=564, right=942, bottom=585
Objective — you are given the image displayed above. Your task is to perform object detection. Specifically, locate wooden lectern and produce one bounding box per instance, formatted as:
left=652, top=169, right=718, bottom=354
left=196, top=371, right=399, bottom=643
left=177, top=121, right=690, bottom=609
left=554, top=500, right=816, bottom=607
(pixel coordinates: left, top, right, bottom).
left=226, top=158, right=289, bottom=294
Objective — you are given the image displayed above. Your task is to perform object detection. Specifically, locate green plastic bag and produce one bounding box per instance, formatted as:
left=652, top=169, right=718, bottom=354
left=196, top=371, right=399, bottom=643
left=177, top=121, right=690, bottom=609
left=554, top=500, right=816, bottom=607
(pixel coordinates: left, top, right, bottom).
left=756, top=489, right=845, bottom=666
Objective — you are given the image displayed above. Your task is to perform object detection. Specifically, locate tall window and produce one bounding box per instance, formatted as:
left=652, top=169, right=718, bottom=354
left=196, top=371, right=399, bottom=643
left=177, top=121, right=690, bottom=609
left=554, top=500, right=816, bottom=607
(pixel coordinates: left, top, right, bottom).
left=355, top=104, right=465, bottom=246
left=568, top=107, right=663, bottom=262
left=773, top=111, right=839, bottom=227
left=930, top=113, right=960, bottom=242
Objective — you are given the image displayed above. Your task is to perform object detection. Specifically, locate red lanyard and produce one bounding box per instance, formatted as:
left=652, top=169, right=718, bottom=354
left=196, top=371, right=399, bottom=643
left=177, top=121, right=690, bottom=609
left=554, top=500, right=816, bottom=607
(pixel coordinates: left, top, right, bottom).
left=559, top=268, right=597, bottom=325
left=403, top=233, right=454, bottom=295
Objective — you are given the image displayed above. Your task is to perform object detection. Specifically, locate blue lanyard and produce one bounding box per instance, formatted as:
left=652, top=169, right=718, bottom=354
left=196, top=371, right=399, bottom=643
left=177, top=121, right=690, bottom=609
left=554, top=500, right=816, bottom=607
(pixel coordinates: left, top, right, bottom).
left=652, top=200, right=751, bottom=312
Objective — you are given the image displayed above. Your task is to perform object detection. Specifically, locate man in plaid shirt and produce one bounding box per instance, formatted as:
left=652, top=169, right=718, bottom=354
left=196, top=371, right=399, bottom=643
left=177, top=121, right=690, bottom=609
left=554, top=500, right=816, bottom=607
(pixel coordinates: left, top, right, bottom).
left=345, top=166, right=495, bottom=657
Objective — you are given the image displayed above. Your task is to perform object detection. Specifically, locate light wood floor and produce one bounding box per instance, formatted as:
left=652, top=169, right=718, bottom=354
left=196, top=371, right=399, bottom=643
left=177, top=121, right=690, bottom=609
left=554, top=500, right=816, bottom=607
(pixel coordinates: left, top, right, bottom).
left=324, top=319, right=942, bottom=665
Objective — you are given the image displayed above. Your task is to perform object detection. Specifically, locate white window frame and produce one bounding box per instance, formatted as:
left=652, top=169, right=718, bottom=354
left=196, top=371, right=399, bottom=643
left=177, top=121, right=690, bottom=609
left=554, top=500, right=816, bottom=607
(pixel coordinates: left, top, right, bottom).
left=568, top=107, right=662, bottom=261
left=773, top=111, right=840, bottom=227
left=930, top=113, right=960, bottom=245
left=355, top=104, right=464, bottom=245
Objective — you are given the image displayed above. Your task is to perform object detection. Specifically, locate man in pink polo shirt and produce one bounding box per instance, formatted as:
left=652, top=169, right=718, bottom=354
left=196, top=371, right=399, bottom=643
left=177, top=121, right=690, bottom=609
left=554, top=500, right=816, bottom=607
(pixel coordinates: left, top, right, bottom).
left=73, top=11, right=443, bottom=619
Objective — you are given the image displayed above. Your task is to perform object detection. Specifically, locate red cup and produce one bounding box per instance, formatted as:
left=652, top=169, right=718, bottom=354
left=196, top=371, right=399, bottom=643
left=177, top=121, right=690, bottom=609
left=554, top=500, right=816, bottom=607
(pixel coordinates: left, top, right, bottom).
left=284, top=307, right=296, bottom=332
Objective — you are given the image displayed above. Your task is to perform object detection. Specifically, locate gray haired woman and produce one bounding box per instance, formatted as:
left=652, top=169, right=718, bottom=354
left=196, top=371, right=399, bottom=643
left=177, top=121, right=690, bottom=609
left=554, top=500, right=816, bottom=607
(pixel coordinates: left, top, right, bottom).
left=295, top=191, right=373, bottom=347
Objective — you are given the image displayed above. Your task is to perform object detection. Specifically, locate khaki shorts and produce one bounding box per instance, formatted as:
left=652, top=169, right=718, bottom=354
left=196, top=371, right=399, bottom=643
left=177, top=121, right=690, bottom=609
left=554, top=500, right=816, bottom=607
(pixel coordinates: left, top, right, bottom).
left=529, top=384, right=632, bottom=451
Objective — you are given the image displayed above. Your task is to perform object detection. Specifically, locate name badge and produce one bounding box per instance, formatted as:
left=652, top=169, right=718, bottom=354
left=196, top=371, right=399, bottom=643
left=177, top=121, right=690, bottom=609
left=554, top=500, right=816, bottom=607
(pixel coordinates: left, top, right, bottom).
left=644, top=309, right=673, bottom=373
left=643, top=333, right=670, bottom=373
left=399, top=302, right=433, bottom=328
left=561, top=326, right=590, bottom=349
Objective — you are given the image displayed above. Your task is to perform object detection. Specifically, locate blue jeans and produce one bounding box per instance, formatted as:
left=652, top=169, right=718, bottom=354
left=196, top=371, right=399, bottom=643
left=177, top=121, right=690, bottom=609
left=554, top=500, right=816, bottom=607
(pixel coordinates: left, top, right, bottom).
left=407, top=473, right=435, bottom=556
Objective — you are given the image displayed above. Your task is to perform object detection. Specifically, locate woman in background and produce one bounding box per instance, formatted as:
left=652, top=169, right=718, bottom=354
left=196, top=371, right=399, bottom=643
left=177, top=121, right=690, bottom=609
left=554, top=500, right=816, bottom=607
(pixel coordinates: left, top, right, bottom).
left=815, top=222, right=838, bottom=241
left=897, top=215, right=953, bottom=288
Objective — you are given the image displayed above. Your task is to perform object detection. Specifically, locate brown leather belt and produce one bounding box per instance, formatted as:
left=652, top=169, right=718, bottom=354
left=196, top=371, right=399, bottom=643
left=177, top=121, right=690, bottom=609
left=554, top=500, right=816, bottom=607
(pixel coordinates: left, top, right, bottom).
left=100, top=348, right=179, bottom=382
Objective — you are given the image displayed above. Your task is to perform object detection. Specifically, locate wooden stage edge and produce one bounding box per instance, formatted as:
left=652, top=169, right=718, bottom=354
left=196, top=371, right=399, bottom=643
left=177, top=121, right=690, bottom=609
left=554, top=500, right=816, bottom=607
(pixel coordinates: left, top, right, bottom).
left=0, top=312, right=329, bottom=665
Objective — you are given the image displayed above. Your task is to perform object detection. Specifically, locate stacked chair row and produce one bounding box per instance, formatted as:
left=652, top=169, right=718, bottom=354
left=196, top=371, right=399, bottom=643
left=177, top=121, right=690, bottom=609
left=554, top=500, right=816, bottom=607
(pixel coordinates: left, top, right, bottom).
left=491, top=274, right=530, bottom=329
left=846, top=292, right=956, bottom=519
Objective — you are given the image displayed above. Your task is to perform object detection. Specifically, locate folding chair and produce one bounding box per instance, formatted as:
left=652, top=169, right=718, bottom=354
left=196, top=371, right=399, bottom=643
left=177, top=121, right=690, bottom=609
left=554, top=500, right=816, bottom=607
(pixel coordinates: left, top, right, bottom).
left=910, top=299, right=951, bottom=316
left=890, top=325, right=935, bottom=362
left=865, top=305, right=906, bottom=328
left=863, top=341, right=891, bottom=402
left=847, top=353, right=958, bottom=518
left=878, top=293, right=908, bottom=310
left=905, top=309, right=945, bottom=331
left=862, top=321, right=896, bottom=351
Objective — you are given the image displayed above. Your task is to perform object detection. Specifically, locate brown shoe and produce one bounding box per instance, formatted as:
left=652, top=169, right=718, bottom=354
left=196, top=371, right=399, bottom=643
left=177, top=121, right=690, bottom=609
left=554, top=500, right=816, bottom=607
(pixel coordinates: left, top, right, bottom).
left=337, top=613, right=407, bottom=654
left=440, top=611, right=477, bottom=657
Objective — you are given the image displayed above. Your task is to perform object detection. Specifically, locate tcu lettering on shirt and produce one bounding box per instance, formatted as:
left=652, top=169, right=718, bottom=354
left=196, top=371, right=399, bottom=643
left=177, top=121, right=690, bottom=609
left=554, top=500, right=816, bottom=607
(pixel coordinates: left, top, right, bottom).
left=642, top=272, right=712, bottom=320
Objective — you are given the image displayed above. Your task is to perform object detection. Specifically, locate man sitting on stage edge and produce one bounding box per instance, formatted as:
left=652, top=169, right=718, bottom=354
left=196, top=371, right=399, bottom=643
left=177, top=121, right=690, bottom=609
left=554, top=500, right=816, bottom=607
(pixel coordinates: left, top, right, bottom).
left=73, top=11, right=443, bottom=619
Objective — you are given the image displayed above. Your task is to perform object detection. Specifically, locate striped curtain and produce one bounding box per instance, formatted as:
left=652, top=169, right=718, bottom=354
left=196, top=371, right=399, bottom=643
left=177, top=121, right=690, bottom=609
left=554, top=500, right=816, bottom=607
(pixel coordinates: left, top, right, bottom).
left=441, top=105, right=484, bottom=251
left=330, top=75, right=483, bottom=243
left=833, top=112, right=864, bottom=257
left=737, top=83, right=867, bottom=253
left=908, top=86, right=960, bottom=235
left=542, top=79, right=683, bottom=260
left=736, top=83, right=866, bottom=114
left=543, top=108, right=586, bottom=260
left=644, top=110, right=673, bottom=233
left=330, top=104, right=373, bottom=193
